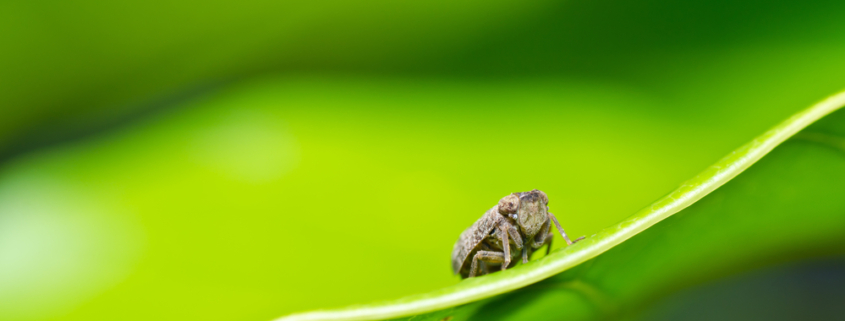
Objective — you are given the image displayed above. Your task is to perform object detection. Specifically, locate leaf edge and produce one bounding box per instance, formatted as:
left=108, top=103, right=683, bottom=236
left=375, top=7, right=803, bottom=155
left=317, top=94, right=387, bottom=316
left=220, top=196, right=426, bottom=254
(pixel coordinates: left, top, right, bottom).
left=275, top=89, right=845, bottom=321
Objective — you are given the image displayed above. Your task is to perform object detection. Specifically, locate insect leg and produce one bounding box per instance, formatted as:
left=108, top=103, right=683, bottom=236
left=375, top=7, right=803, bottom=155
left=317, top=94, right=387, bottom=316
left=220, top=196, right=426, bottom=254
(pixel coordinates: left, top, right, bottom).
left=521, top=247, right=528, bottom=264
left=548, top=212, right=585, bottom=245
left=506, top=224, right=523, bottom=250
left=468, top=251, right=506, bottom=278
left=499, top=227, right=511, bottom=270
left=545, top=232, right=554, bottom=255
left=510, top=223, right=529, bottom=264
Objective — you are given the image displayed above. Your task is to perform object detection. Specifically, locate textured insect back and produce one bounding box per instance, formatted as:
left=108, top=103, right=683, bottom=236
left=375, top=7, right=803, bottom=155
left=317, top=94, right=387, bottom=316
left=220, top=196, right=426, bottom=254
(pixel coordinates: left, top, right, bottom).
left=451, top=205, right=502, bottom=277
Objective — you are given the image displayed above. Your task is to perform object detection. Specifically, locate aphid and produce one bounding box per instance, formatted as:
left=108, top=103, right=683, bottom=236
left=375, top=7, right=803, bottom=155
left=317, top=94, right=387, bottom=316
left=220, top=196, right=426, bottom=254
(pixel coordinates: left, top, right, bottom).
left=451, top=189, right=583, bottom=278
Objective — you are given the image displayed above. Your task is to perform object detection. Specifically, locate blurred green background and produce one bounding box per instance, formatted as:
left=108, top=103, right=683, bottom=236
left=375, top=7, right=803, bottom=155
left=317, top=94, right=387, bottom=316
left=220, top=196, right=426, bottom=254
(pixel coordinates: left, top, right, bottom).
left=1, top=0, right=844, bottom=320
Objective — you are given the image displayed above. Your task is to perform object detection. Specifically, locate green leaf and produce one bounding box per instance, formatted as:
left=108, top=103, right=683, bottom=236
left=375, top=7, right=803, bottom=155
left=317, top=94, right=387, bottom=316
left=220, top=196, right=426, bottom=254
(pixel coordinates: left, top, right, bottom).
left=276, top=90, right=845, bottom=321
left=1, top=76, right=841, bottom=321
left=5, top=77, right=759, bottom=321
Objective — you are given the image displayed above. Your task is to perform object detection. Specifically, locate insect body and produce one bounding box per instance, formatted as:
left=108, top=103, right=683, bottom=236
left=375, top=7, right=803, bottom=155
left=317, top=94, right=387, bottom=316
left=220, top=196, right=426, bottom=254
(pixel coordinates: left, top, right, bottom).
left=451, top=189, right=583, bottom=278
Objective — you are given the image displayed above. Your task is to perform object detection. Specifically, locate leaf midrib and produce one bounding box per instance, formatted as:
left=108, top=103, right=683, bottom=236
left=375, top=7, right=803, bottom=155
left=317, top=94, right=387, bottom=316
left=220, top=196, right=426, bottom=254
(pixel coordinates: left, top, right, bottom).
left=276, top=89, right=845, bottom=321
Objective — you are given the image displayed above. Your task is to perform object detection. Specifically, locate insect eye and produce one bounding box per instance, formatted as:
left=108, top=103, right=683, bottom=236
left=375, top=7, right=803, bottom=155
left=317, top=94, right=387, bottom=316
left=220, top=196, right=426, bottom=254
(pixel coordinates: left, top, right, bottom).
left=498, top=194, right=520, bottom=215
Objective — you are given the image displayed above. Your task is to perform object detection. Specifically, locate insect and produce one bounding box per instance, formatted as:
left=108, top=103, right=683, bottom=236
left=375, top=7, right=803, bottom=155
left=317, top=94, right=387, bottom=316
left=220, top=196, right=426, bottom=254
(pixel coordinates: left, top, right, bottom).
left=451, top=189, right=583, bottom=278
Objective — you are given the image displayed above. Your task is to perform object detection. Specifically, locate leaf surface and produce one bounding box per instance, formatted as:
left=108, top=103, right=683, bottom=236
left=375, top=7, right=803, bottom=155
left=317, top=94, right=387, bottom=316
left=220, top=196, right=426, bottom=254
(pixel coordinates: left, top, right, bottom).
left=277, top=90, right=845, bottom=321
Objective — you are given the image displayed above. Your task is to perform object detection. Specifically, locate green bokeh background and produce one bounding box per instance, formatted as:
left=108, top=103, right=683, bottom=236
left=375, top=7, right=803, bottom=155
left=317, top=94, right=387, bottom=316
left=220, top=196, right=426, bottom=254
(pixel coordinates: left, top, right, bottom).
left=1, top=0, right=844, bottom=320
